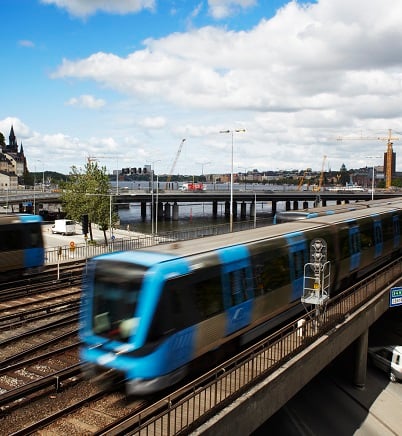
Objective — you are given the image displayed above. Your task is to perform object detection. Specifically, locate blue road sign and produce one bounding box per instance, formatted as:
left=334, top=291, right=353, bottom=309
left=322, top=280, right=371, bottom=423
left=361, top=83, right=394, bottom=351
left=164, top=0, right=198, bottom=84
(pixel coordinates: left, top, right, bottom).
left=390, top=287, right=402, bottom=307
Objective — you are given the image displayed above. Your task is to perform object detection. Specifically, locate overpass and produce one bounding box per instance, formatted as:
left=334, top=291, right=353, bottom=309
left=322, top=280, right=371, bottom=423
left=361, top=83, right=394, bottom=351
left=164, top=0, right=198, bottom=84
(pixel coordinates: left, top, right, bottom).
left=2, top=189, right=401, bottom=218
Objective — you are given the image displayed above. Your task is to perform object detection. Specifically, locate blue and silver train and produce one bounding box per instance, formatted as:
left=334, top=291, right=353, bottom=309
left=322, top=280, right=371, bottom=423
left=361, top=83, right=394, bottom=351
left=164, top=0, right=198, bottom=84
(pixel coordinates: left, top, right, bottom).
left=79, top=199, right=402, bottom=395
left=0, top=214, right=45, bottom=281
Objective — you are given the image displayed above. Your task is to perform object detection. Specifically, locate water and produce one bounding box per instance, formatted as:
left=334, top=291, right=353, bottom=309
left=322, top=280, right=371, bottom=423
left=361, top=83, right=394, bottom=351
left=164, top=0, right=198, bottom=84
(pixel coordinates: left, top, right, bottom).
left=116, top=199, right=321, bottom=234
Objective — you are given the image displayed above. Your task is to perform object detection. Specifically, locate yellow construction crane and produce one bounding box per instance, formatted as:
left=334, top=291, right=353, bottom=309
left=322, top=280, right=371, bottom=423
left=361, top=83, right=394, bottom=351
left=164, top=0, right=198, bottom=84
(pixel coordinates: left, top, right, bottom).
left=312, top=155, right=327, bottom=191
left=297, top=169, right=308, bottom=191
left=337, top=129, right=399, bottom=189
left=167, top=139, right=186, bottom=183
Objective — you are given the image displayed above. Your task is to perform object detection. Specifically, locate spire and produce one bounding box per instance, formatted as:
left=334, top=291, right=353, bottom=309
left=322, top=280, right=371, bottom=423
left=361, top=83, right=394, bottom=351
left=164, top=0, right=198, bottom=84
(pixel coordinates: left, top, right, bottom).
left=8, top=125, right=18, bottom=152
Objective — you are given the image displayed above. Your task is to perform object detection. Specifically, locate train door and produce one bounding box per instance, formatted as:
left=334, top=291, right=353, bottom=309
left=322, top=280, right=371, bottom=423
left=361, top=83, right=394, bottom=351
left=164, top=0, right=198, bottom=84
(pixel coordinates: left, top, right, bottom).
left=348, top=224, right=361, bottom=270
left=217, top=245, right=254, bottom=336
left=285, top=232, right=308, bottom=301
left=373, top=219, right=383, bottom=258
left=393, top=215, right=400, bottom=249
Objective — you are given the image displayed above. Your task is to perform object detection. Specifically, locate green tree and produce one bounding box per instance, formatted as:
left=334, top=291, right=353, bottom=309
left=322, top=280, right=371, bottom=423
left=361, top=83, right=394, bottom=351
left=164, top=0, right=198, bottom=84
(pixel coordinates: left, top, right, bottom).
left=0, top=132, right=5, bottom=148
left=61, top=162, right=118, bottom=244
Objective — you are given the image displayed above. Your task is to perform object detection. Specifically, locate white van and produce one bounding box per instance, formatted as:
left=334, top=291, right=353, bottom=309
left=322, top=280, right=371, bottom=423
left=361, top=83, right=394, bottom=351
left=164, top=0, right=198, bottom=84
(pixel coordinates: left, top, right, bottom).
left=51, top=219, right=76, bottom=235
left=368, top=345, right=402, bottom=382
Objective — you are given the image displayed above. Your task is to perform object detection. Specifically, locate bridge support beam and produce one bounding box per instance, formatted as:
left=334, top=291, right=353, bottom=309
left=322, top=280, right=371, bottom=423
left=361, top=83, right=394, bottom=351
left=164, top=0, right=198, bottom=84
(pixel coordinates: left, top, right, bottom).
left=353, top=329, right=368, bottom=389
left=212, top=201, right=218, bottom=218
left=141, top=201, right=147, bottom=219
left=164, top=202, right=171, bottom=220
left=172, top=202, right=179, bottom=221
left=303, top=201, right=308, bottom=209
left=157, top=201, right=163, bottom=220
left=293, top=201, right=298, bottom=210
left=241, top=202, right=247, bottom=219
left=271, top=201, right=277, bottom=216
left=250, top=201, right=256, bottom=218
left=286, top=200, right=291, bottom=211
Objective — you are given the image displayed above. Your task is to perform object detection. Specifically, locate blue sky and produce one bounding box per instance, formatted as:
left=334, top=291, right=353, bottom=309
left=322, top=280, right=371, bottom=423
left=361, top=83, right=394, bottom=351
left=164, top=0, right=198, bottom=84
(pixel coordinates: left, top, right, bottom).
left=1, top=0, right=402, bottom=176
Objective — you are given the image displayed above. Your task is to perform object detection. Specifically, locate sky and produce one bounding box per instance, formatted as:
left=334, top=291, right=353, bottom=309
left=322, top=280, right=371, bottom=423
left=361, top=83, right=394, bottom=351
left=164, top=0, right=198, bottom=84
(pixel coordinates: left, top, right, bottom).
left=2, top=0, right=402, bottom=177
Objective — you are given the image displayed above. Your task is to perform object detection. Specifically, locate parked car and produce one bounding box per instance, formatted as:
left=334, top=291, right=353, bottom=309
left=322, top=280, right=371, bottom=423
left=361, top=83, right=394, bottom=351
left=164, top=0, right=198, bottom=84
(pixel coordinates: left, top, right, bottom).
left=368, top=345, right=402, bottom=382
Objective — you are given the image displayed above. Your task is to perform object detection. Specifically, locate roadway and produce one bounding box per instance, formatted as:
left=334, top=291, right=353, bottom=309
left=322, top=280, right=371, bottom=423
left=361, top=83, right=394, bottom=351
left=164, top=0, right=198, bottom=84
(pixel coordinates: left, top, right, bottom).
left=2, top=189, right=402, bottom=210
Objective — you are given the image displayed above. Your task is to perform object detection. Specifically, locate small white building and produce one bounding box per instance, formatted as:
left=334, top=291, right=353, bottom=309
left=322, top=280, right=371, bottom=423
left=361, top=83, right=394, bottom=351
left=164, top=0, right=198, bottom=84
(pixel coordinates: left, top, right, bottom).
left=0, top=172, right=18, bottom=190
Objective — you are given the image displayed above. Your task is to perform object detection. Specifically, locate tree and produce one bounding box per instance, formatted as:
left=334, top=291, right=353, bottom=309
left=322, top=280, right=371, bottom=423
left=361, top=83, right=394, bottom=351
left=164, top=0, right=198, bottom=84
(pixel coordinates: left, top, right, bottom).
left=61, top=162, right=119, bottom=244
left=0, top=132, right=5, bottom=149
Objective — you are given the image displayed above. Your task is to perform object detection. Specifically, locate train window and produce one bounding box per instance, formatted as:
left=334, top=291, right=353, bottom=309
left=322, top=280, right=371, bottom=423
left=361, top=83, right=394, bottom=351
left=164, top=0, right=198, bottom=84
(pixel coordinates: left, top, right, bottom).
left=23, top=223, right=43, bottom=248
left=360, top=221, right=373, bottom=250
left=193, top=267, right=223, bottom=319
left=0, top=225, right=23, bottom=251
left=251, top=252, right=289, bottom=294
left=91, top=261, right=145, bottom=342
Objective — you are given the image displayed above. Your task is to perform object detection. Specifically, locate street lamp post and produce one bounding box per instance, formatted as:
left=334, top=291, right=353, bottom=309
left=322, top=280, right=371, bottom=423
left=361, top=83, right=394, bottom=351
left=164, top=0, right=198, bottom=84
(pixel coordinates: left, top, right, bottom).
left=366, top=156, right=380, bottom=201
left=219, top=129, right=246, bottom=232
left=149, top=160, right=161, bottom=235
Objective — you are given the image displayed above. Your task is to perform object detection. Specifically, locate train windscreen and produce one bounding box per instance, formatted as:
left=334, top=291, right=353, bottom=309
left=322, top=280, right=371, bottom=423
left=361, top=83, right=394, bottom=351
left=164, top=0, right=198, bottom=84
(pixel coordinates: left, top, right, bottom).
left=91, top=260, right=146, bottom=342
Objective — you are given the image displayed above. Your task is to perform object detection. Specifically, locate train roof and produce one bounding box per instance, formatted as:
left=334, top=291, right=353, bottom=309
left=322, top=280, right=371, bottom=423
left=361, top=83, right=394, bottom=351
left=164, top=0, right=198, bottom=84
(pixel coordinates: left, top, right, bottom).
left=147, top=198, right=402, bottom=255
left=0, top=214, right=43, bottom=225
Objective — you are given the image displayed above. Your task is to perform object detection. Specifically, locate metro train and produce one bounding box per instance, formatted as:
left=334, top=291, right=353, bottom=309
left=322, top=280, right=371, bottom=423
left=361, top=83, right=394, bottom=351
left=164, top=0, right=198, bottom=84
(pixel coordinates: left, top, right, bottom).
left=79, top=199, right=402, bottom=395
left=0, top=214, right=45, bottom=281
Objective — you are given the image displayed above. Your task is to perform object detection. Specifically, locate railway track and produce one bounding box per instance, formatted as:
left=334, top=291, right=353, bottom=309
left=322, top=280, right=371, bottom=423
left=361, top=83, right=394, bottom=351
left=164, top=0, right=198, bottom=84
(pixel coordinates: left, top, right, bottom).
left=0, top=260, right=85, bottom=301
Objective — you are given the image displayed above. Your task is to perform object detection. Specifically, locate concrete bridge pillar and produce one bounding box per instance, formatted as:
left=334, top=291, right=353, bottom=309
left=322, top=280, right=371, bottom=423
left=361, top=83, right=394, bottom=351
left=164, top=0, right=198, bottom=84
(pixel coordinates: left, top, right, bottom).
left=353, top=329, right=369, bottom=389
left=303, top=201, right=308, bottom=209
left=322, top=199, right=327, bottom=206
left=240, top=202, right=247, bottom=219
left=271, top=201, right=277, bottom=216
left=225, top=200, right=230, bottom=218
left=293, top=201, right=298, bottom=210
left=286, top=200, right=291, bottom=211
left=337, top=199, right=342, bottom=205
left=157, top=201, right=163, bottom=220
left=164, top=202, right=171, bottom=220
left=250, top=201, right=256, bottom=217
left=141, top=201, right=147, bottom=219
left=172, top=202, right=179, bottom=221
left=212, top=200, right=218, bottom=218
left=233, top=200, right=238, bottom=218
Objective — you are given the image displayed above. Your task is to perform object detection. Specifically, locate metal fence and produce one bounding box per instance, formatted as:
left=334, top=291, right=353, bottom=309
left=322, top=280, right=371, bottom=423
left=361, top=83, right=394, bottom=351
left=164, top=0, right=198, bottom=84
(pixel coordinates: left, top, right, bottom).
left=44, top=218, right=273, bottom=265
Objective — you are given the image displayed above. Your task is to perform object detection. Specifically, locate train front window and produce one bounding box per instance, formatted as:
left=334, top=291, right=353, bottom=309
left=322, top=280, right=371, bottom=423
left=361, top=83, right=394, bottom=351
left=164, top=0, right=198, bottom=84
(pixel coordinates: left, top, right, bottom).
left=91, top=261, right=146, bottom=342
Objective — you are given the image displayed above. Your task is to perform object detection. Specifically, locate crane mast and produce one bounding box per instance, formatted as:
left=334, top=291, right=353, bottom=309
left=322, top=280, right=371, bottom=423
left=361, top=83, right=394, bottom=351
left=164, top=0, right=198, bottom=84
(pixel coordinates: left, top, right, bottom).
left=167, top=139, right=186, bottom=183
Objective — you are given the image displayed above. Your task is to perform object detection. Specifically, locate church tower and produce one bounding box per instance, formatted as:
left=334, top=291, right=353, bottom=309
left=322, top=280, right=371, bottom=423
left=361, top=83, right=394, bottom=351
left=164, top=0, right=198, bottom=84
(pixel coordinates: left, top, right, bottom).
left=7, top=125, right=18, bottom=153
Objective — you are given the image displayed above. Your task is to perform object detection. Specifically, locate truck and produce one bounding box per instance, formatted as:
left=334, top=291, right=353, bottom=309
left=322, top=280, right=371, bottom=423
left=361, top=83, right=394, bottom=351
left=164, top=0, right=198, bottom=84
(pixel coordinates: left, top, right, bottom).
left=51, top=219, right=76, bottom=235
left=178, top=182, right=206, bottom=192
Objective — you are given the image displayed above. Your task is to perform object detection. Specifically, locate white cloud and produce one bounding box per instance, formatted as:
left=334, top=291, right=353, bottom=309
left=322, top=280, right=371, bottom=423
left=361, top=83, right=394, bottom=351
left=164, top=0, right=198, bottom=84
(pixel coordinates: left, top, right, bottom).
left=10, top=0, right=402, bottom=174
left=66, top=94, right=106, bottom=109
left=138, top=116, right=167, bottom=129
left=40, top=0, right=155, bottom=18
left=208, top=0, right=257, bottom=19
left=18, top=40, right=35, bottom=48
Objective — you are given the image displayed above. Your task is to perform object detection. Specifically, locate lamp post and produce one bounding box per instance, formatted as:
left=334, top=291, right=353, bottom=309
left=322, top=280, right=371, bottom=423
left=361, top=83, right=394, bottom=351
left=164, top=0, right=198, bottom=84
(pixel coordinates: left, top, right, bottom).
left=201, top=161, right=211, bottom=177
left=219, top=129, right=246, bottom=232
left=149, top=160, right=161, bottom=235
left=366, top=156, right=380, bottom=201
